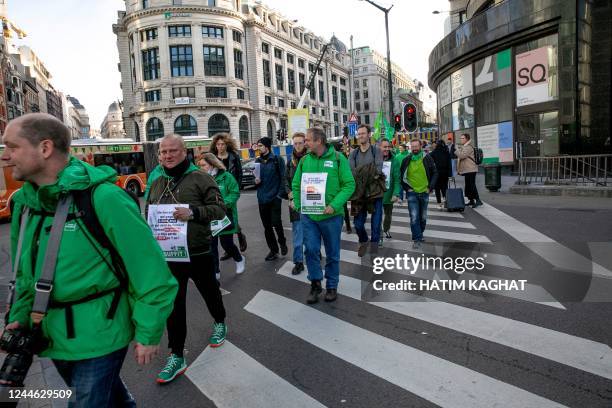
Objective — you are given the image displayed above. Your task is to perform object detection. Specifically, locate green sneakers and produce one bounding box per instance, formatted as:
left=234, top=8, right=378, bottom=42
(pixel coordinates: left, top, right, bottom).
left=156, top=354, right=187, bottom=384
left=209, top=322, right=227, bottom=348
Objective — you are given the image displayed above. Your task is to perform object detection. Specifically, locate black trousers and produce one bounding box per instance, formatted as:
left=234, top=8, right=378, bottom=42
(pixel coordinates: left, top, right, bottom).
left=258, top=198, right=286, bottom=253
left=167, top=254, right=226, bottom=355
left=383, top=203, right=394, bottom=233
left=464, top=172, right=480, bottom=201
left=343, top=202, right=352, bottom=231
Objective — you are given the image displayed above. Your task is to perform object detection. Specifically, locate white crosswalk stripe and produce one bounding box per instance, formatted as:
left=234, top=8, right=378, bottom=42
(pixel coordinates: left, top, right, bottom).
left=187, top=341, right=325, bottom=408
left=392, top=217, right=477, bottom=229
left=245, top=290, right=568, bottom=408
left=277, top=262, right=609, bottom=379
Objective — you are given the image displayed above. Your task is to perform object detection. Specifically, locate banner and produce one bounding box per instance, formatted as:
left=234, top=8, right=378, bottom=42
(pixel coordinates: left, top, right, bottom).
left=300, top=173, right=328, bottom=214
left=476, top=121, right=514, bottom=164
left=516, top=46, right=554, bottom=107
left=288, top=108, right=310, bottom=137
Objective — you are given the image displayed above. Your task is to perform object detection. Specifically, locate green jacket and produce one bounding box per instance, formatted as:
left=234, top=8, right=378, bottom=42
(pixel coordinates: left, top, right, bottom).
left=383, top=153, right=402, bottom=205
left=213, top=170, right=240, bottom=236
left=9, top=157, right=178, bottom=361
left=146, top=164, right=226, bottom=255
left=143, top=164, right=164, bottom=202
left=291, top=145, right=355, bottom=222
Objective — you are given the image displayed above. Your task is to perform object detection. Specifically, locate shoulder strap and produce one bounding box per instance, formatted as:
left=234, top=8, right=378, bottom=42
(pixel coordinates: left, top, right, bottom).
left=31, top=194, right=73, bottom=324
left=6, top=206, right=30, bottom=312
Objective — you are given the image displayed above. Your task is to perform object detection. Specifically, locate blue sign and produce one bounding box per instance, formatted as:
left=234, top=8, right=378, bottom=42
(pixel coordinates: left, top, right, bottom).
left=348, top=121, right=358, bottom=138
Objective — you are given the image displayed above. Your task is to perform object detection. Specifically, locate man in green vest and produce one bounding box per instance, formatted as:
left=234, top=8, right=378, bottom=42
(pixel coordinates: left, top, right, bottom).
left=398, top=139, right=438, bottom=250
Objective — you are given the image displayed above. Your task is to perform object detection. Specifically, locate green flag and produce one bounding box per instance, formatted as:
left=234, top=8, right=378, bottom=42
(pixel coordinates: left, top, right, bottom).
left=382, top=116, right=395, bottom=142
left=372, top=110, right=383, bottom=142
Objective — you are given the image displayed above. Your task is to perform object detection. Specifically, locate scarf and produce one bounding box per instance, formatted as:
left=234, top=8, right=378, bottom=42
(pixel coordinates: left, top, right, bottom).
left=410, top=151, right=424, bottom=161
left=163, top=157, right=191, bottom=181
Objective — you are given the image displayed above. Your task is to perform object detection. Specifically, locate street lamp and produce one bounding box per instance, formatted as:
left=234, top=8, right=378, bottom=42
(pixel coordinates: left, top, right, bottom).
left=358, top=0, right=394, bottom=126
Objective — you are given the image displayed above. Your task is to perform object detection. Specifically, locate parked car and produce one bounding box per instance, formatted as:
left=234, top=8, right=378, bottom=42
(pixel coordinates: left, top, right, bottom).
left=241, top=159, right=257, bottom=189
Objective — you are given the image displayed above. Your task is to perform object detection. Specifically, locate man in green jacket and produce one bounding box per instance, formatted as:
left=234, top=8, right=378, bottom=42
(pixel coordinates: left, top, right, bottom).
left=291, top=127, right=355, bottom=304
left=1, top=113, right=178, bottom=406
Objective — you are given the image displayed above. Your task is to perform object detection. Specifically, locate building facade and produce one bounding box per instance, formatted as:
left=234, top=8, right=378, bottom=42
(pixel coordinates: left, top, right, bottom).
left=63, top=95, right=90, bottom=139
left=114, top=0, right=353, bottom=144
left=428, top=0, right=612, bottom=165
left=101, top=101, right=126, bottom=139
left=351, top=46, right=425, bottom=128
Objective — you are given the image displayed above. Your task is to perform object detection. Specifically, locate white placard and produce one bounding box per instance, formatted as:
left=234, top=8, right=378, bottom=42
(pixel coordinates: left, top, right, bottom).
left=174, top=97, right=191, bottom=105
left=300, top=173, right=328, bottom=215
left=382, top=161, right=392, bottom=190
left=147, top=204, right=190, bottom=262
left=253, top=162, right=261, bottom=180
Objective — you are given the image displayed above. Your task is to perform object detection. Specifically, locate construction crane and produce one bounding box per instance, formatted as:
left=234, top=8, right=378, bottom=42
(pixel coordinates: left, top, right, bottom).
left=2, top=16, right=26, bottom=39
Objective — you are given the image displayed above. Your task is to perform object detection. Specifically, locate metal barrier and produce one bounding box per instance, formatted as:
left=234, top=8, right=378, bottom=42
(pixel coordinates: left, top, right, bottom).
left=518, top=155, right=612, bottom=186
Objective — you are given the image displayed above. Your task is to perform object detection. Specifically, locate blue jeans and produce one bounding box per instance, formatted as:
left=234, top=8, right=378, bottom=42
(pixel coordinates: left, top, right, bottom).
left=291, top=219, right=304, bottom=264
left=302, top=214, right=343, bottom=289
left=407, top=191, right=429, bottom=242
left=353, top=197, right=383, bottom=243
left=53, top=347, right=136, bottom=408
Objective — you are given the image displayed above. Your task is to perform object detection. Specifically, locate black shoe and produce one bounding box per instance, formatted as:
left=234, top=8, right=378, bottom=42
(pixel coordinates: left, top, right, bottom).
left=238, top=232, right=247, bottom=252
left=292, top=262, right=304, bottom=275
left=265, top=252, right=278, bottom=261
left=220, top=252, right=232, bottom=261
left=465, top=200, right=474, bottom=206
left=346, top=226, right=353, bottom=234
left=307, top=281, right=323, bottom=304
left=280, top=244, right=288, bottom=256
left=472, top=199, right=483, bottom=208
left=384, top=231, right=392, bottom=239
left=324, top=288, right=337, bottom=302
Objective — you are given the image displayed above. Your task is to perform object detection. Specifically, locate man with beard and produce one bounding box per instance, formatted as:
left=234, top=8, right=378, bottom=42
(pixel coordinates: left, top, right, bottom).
left=285, top=132, right=308, bottom=275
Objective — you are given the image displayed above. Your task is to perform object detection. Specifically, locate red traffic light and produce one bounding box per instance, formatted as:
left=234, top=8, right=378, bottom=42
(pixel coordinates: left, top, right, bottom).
left=394, top=114, right=401, bottom=123
left=407, top=106, right=414, bottom=114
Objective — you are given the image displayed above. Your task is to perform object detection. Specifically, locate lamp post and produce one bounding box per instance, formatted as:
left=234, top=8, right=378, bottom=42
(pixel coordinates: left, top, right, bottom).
left=359, top=0, right=394, bottom=125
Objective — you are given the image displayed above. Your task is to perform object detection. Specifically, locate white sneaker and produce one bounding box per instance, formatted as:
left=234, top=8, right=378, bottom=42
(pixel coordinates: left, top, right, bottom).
left=215, top=272, right=220, bottom=281
left=236, top=257, right=246, bottom=274
left=438, top=203, right=444, bottom=210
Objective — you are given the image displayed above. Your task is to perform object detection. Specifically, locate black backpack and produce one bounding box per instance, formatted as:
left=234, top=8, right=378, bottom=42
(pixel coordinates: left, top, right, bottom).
left=473, top=146, right=484, bottom=165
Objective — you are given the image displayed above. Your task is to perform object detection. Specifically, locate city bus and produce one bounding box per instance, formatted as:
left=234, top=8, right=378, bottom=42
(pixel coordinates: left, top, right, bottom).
left=0, top=136, right=212, bottom=220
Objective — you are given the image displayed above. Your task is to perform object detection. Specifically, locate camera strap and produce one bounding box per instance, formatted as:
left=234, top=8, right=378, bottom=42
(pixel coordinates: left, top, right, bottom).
left=6, top=207, right=31, bottom=314
left=31, top=194, right=73, bottom=325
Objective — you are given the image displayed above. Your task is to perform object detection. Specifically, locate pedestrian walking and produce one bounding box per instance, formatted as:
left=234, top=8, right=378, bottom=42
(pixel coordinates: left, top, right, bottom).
left=1, top=113, right=178, bottom=406
left=210, top=133, right=248, bottom=254
left=291, top=127, right=355, bottom=304
left=341, top=138, right=353, bottom=234
left=349, top=124, right=385, bottom=257
left=396, top=143, right=409, bottom=204
left=399, top=139, right=438, bottom=250
left=198, top=153, right=245, bottom=279
left=456, top=133, right=483, bottom=208
left=430, top=140, right=452, bottom=209
left=380, top=139, right=401, bottom=242
left=446, top=134, right=457, bottom=182
left=254, top=137, right=288, bottom=261
left=286, top=132, right=308, bottom=275
left=146, top=134, right=228, bottom=384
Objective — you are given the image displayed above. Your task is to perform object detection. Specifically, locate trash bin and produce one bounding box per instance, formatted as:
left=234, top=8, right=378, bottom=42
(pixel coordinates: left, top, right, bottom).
left=484, top=162, right=501, bottom=192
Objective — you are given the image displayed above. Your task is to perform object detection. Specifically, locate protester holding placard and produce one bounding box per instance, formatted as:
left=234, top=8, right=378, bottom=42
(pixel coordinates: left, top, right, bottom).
left=146, top=134, right=228, bottom=384
left=291, top=127, right=355, bottom=304
left=198, top=153, right=245, bottom=278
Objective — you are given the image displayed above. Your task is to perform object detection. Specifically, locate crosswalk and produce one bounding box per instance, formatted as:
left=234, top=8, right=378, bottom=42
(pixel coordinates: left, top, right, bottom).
left=186, top=198, right=611, bottom=407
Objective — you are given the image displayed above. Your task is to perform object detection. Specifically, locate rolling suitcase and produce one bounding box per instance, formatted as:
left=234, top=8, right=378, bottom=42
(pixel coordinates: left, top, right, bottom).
left=445, top=179, right=465, bottom=212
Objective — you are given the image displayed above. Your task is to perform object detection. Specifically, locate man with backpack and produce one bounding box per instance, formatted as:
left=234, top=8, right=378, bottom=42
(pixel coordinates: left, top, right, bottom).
left=456, top=133, right=483, bottom=208
left=0, top=113, right=178, bottom=406
left=291, top=127, right=355, bottom=304
left=285, top=132, right=308, bottom=275
left=255, top=137, right=288, bottom=261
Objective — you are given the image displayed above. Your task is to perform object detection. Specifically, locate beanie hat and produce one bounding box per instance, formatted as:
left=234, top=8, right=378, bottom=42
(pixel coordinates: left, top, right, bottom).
left=258, top=137, right=272, bottom=149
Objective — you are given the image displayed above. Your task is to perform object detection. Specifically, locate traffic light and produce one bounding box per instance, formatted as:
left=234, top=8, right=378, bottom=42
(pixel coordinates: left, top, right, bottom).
left=393, top=114, right=402, bottom=131
left=403, top=103, right=418, bottom=133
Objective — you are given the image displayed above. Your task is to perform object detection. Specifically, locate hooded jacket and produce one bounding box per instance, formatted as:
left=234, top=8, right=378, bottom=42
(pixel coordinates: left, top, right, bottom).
left=255, top=152, right=286, bottom=204
left=291, top=145, right=355, bottom=222
left=213, top=170, right=240, bottom=236
left=9, top=157, right=178, bottom=361
left=382, top=152, right=402, bottom=205
left=285, top=149, right=307, bottom=222
left=399, top=153, right=439, bottom=193
left=146, top=162, right=226, bottom=255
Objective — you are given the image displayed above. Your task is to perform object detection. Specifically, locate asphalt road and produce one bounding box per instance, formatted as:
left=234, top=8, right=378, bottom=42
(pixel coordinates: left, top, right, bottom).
left=1, top=184, right=612, bottom=408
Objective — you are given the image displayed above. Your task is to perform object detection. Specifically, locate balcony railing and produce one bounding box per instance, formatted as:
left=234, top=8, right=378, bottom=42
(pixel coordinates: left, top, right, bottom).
left=518, top=155, right=612, bottom=187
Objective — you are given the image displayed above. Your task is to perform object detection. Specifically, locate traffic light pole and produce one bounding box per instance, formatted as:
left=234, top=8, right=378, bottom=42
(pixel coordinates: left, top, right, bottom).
left=361, top=0, right=394, bottom=124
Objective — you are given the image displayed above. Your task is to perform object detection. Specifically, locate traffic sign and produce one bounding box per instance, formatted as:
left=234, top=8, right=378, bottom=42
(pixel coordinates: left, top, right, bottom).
left=349, top=112, right=358, bottom=123
left=348, top=121, right=358, bottom=137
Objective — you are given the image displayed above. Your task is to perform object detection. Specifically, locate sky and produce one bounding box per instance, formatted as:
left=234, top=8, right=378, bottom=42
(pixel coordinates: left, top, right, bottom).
left=8, top=0, right=449, bottom=130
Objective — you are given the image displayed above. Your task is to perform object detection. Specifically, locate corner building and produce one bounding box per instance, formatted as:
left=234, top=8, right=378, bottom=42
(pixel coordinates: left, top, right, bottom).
left=114, top=0, right=353, bottom=145
left=428, top=0, right=612, bottom=165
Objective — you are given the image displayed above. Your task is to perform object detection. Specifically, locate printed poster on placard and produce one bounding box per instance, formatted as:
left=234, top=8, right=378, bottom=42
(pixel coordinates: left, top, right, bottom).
left=300, top=173, right=328, bottom=214
left=382, top=161, right=392, bottom=190
left=147, top=204, right=190, bottom=262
